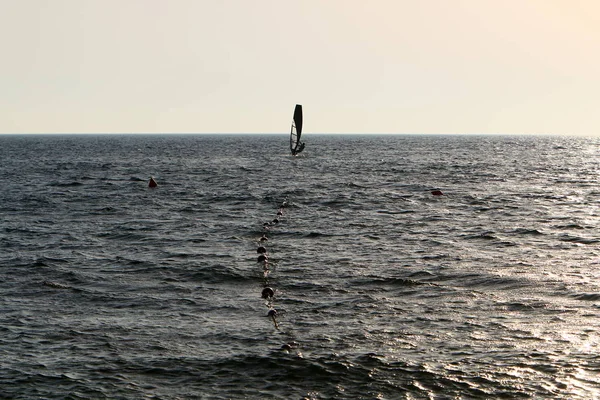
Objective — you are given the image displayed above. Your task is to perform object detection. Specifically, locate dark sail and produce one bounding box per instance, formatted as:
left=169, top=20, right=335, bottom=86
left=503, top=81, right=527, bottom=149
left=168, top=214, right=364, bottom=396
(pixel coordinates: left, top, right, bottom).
left=290, top=104, right=304, bottom=155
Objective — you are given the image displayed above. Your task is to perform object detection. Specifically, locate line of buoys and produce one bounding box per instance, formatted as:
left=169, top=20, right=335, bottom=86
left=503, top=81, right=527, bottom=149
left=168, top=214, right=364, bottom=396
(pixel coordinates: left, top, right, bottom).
left=255, top=197, right=289, bottom=330
left=254, top=198, right=303, bottom=355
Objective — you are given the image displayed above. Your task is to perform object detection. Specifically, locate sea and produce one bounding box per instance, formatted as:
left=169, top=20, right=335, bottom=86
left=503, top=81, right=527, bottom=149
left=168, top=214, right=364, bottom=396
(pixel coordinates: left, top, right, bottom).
left=1, top=134, right=600, bottom=399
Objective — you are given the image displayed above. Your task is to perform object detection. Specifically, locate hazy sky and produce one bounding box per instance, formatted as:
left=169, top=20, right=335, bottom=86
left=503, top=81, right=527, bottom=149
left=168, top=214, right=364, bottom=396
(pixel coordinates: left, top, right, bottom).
left=1, top=0, right=599, bottom=135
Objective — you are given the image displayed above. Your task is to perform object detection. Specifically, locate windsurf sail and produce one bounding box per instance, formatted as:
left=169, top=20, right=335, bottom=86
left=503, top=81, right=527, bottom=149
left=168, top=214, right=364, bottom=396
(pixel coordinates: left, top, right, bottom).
left=290, top=104, right=305, bottom=155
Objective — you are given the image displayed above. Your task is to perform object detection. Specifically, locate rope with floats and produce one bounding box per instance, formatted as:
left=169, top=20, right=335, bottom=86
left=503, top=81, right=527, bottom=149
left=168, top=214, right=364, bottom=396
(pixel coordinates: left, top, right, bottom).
left=255, top=197, right=288, bottom=330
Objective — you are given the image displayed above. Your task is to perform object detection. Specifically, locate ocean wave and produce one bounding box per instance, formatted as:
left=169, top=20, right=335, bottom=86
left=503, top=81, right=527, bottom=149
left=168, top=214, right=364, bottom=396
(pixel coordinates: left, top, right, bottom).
left=570, top=292, right=600, bottom=301
left=49, top=181, right=84, bottom=187
left=553, top=223, right=586, bottom=230
left=188, top=264, right=254, bottom=284
left=558, top=234, right=600, bottom=244
left=461, top=231, right=499, bottom=241
left=512, top=228, right=545, bottom=236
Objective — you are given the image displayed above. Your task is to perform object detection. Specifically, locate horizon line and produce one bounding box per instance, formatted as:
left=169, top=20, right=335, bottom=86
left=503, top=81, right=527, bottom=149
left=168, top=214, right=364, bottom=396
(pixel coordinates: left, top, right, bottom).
left=0, top=132, right=589, bottom=137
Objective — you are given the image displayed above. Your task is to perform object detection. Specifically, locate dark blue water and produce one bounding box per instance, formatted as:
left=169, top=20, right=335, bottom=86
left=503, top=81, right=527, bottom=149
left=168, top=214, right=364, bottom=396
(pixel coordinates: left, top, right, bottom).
left=1, top=134, right=600, bottom=399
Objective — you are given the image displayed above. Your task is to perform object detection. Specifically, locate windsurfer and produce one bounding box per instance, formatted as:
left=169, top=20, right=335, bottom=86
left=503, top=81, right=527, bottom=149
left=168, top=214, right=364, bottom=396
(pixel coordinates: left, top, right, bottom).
left=292, top=142, right=305, bottom=156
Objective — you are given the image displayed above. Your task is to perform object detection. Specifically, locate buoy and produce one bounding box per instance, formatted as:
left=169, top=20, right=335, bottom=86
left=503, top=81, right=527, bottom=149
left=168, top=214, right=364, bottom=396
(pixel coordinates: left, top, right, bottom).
left=261, top=287, right=274, bottom=299
left=272, top=218, right=279, bottom=224
left=257, top=254, right=268, bottom=263
left=259, top=235, right=268, bottom=242
left=277, top=210, right=283, bottom=216
left=148, top=177, right=158, bottom=188
left=257, top=246, right=267, bottom=254
left=268, top=308, right=279, bottom=329
left=431, top=190, right=443, bottom=196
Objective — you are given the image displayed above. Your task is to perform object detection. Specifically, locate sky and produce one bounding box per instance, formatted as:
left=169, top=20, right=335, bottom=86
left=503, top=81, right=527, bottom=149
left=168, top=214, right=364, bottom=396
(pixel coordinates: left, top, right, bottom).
left=1, top=0, right=599, bottom=135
